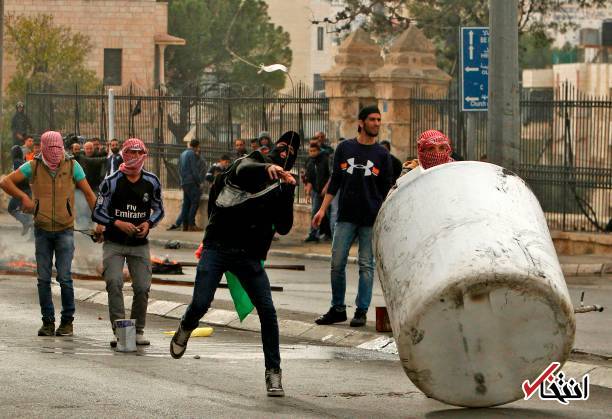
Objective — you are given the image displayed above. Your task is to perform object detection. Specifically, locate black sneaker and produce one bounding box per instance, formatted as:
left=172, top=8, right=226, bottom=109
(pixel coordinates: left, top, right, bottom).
left=167, top=224, right=180, bottom=231
left=265, top=368, right=285, bottom=397
left=55, top=319, right=74, bottom=336
left=350, top=309, right=367, bottom=327
left=38, top=321, right=55, bottom=336
left=303, top=235, right=319, bottom=243
left=170, top=323, right=193, bottom=359
left=315, top=307, right=347, bottom=325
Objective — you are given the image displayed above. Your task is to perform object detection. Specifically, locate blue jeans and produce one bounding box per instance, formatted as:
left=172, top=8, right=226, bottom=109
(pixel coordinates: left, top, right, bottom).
left=175, top=183, right=202, bottom=226
left=8, top=195, right=32, bottom=227
left=34, top=227, right=75, bottom=322
left=329, top=194, right=339, bottom=238
left=309, top=190, right=324, bottom=238
left=330, top=222, right=374, bottom=312
left=182, top=246, right=280, bottom=369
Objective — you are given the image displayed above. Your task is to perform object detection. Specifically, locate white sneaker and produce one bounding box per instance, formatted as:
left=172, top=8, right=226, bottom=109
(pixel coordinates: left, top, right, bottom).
left=136, top=332, right=150, bottom=346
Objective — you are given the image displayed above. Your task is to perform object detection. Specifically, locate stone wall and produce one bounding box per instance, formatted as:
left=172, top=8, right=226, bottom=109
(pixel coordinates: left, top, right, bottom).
left=322, top=27, right=451, bottom=160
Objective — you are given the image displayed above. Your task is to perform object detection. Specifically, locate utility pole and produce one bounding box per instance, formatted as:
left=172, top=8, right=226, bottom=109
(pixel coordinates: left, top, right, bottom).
left=0, top=0, right=4, bottom=174
left=487, top=0, right=520, bottom=170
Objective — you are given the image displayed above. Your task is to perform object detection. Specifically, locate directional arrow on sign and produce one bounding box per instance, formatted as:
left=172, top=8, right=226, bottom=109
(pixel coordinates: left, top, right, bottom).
left=465, top=67, right=479, bottom=72
left=465, top=96, right=480, bottom=101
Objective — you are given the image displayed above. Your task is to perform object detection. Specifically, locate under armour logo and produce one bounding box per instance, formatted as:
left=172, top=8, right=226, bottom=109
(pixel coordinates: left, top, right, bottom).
left=346, top=158, right=374, bottom=176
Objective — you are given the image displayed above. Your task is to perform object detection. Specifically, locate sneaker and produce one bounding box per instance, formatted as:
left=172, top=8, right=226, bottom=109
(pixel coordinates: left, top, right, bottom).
left=136, top=332, right=150, bottom=346
left=350, top=309, right=367, bottom=327
left=55, top=319, right=74, bottom=336
left=182, top=224, right=189, bottom=232
left=315, top=307, right=347, bottom=325
left=38, top=321, right=55, bottom=336
left=167, top=224, right=180, bottom=231
left=303, top=235, right=319, bottom=243
left=170, top=323, right=193, bottom=359
left=265, top=368, right=285, bottom=397
left=189, top=225, right=204, bottom=232
left=110, top=338, right=117, bottom=348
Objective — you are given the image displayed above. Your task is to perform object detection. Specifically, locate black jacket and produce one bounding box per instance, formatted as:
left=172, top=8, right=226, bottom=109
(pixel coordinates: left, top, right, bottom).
left=304, top=152, right=330, bottom=193
left=75, top=153, right=107, bottom=192
left=204, top=152, right=295, bottom=260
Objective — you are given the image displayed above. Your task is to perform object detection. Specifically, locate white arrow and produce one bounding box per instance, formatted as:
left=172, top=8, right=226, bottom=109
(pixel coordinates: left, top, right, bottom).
left=468, top=30, right=474, bottom=60
left=465, top=96, right=480, bottom=101
left=464, top=66, right=479, bottom=72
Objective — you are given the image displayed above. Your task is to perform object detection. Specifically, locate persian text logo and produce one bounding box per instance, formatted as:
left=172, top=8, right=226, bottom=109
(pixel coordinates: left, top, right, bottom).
left=522, top=362, right=589, bottom=405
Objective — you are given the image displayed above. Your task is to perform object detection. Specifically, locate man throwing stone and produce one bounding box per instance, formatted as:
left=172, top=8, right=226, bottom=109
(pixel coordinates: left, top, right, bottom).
left=93, top=138, right=164, bottom=346
left=312, top=106, right=393, bottom=327
left=170, top=131, right=301, bottom=397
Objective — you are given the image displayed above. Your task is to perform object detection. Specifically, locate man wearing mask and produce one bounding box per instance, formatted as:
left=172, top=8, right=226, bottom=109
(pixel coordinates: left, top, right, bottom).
left=0, top=131, right=98, bottom=336
left=106, top=138, right=123, bottom=175
left=170, top=131, right=301, bottom=398
left=312, top=106, right=393, bottom=328
left=93, top=138, right=165, bottom=347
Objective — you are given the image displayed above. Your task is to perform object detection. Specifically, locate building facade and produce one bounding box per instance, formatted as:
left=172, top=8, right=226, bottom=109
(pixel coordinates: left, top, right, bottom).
left=266, top=0, right=346, bottom=92
left=3, top=0, right=185, bottom=92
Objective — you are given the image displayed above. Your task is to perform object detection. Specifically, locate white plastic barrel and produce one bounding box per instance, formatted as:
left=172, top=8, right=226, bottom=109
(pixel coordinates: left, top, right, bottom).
left=373, top=162, right=575, bottom=407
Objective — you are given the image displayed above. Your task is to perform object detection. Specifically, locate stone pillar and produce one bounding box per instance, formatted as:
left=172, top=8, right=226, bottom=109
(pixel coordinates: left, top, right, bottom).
left=370, top=27, right=451, bottom=160
left=322, top=29, right=383, bottom=142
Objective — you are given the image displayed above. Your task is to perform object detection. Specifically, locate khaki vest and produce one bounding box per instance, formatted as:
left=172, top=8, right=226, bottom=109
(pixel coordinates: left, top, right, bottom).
left=29, top=157, right=76, bottom=232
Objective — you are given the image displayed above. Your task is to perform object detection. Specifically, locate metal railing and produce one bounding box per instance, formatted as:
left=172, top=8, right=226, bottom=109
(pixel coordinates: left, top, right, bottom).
left=409, top=83, right=612, bottom=232
left=25, top=83, right=329, bottom=205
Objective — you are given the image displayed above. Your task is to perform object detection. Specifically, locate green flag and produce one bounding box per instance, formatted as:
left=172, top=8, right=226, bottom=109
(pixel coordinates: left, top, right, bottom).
left=224, top=270, right=255, bottom=322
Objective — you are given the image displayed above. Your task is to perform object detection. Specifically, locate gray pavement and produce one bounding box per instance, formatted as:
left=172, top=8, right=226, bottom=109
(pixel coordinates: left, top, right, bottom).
left=2, top=276, right=612, bottom=418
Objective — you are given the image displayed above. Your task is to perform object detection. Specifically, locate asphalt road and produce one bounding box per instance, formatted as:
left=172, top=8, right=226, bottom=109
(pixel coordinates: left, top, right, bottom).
left=1, top=276, right=612, bottom=418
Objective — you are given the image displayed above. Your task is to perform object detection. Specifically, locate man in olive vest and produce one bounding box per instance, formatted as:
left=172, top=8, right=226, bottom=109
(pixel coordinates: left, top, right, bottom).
left=0, top=131, right=98, bottom=337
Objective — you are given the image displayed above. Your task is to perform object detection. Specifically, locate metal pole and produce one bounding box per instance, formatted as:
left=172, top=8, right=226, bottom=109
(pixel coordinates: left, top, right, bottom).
left=0, top=0, right=4, bottom=173
left=108, top=88, right=115, bottom=141
left=487, top=0, right=520, bottom=170
left=466, top=113, right=477, bottom=160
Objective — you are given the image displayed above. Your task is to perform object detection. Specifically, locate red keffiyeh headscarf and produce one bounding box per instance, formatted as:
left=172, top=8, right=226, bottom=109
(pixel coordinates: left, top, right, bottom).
left=40, top=131, right=65, bottom=171
left=417, top=130, right=454, bottom=170
left=119, top=138, right=148, bottom=176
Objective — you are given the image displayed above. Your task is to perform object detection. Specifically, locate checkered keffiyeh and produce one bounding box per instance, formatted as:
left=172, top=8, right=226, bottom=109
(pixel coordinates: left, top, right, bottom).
left=119, top=138, right=148, bottom=176
left=40, top=131, right=65, bottom=171
left=417, top=130, right=454, bottom=170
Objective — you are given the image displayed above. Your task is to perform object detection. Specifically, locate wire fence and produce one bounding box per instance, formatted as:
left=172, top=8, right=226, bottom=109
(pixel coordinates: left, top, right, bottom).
left=25, top=82, right=329, bottom=204
left=409, top=83, right=612, bottom=232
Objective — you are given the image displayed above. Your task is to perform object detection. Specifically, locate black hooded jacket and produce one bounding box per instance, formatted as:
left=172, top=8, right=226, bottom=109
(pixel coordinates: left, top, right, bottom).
left=203, top=132, right=300, bottom=260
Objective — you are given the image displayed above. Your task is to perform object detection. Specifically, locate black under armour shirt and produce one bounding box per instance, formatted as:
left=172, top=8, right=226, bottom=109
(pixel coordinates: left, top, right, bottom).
left=327, top=138, right=393, bottom=226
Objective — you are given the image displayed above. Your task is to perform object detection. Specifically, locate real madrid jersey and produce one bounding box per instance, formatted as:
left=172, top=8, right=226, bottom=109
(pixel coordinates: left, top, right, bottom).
left=93, top=170, right=164, bottom=246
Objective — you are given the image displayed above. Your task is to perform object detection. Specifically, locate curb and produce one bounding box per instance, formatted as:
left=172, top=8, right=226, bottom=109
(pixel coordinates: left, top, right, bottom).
left=51, top=283, right=390, bottom=352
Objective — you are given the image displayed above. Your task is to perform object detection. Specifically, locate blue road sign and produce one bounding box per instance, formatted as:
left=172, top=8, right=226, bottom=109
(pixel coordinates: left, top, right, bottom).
left=461, top=27, right=489, bottom=111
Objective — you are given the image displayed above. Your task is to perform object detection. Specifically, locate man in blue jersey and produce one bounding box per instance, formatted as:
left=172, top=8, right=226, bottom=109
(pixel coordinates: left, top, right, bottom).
left=93, top=138, right=164, bottom=347
left=312, top=106, right=393, bottom=327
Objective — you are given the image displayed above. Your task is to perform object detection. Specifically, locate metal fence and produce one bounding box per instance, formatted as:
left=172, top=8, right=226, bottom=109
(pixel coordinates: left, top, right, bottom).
left=25, top=83, right=329, bottom=204
left=409, top=83, right=612, bottom=232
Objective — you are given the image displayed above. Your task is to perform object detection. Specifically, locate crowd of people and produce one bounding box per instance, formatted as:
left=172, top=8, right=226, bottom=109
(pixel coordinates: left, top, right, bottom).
left=1, top=101, right=462, bottom=397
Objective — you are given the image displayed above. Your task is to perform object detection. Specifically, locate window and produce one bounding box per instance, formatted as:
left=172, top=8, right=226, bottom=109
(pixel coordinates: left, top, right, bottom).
left=313, top=74, right=325, bottom=91
left=317, top=27, right=324, bottom=51
left=104, top=49, right=122, bottom=86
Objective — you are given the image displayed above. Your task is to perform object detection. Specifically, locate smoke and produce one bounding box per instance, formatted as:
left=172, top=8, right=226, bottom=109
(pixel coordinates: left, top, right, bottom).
left=0, top=229, right=102, bottom=274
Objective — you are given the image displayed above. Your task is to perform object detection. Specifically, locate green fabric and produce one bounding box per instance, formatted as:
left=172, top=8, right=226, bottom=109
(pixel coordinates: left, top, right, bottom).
left=225, top=263, right=265, bottom=322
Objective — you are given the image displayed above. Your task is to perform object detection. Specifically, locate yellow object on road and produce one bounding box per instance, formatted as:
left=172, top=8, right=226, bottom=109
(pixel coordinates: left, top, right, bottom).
left=163, top=327, right=214, bottom=337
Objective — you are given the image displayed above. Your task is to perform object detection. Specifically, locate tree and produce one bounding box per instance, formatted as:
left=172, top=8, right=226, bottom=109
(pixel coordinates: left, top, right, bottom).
left=315, top=0, right=608, bottom=74
left=4, top=13, right=100, bottom=99
left=165, top=0, right=292, bottom=141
